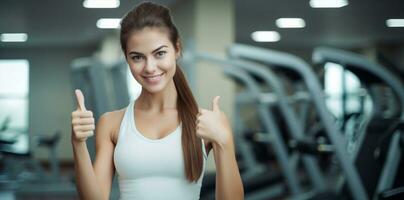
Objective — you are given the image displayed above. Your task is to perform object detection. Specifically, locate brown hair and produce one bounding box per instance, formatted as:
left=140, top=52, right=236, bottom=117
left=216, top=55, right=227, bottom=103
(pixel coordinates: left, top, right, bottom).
left=120, top=2, right=203, bottom=183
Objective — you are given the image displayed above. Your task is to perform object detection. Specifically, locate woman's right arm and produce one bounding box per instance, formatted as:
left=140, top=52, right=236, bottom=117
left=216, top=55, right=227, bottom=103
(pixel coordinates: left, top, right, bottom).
left=71, top=90, right=115, bottom=200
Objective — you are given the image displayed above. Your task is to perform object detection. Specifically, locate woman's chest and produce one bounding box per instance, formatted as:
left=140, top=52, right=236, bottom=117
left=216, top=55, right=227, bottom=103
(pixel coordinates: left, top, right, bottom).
left=114, top=132, right=185, bottom=179
left=135, top=111, right=180, bottom=140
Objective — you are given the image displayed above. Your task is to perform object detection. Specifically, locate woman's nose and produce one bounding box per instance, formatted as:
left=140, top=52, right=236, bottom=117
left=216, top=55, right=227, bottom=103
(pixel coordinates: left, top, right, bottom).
left=144, top=57, right=157, bottom=73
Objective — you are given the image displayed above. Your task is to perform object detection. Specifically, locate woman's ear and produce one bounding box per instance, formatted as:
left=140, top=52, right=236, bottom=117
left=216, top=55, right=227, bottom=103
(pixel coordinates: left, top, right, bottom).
left=175, top=40, right=181, bottom=59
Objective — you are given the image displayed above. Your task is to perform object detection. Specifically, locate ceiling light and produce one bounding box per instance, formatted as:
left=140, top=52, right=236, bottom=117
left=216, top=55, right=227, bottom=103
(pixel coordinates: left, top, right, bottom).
left=96, top=18, right=121, bottom=29
left=251, top=31, right=280, bottom=42
left=83, top=0, right=120, bottom=8
left=310, top=0, right=348, bottom=8
left=386, top=19, right=404, bottom=27
left=276, top=18, right=306, bottom=28
left=0, top=33, right=28, bottom=42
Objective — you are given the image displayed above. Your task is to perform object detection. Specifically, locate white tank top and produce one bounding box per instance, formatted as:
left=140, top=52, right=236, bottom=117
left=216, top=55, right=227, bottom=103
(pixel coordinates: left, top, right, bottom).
left=113, top=100, right=207, bottom=200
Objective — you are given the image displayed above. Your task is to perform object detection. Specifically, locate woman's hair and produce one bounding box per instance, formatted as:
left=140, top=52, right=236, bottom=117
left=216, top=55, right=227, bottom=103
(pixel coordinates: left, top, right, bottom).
left=120, top=2, right=203, bottom=183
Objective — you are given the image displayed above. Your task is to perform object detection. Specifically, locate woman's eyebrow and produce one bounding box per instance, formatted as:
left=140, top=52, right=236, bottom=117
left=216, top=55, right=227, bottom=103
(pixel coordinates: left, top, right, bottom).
left=151, top=45, right=168, bottom=53
left=128, top=45, right=168, bottom=55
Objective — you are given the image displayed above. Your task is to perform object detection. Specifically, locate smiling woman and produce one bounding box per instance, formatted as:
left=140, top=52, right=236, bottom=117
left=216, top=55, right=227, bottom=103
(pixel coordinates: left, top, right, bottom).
left=70, top=2, right=243, bottom=200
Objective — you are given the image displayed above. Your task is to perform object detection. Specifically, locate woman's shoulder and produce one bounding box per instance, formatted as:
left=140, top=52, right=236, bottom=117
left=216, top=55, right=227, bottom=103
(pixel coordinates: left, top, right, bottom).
left=98, top=108, right=127, bottom=144
left=99, top=108, right=126, bottom=124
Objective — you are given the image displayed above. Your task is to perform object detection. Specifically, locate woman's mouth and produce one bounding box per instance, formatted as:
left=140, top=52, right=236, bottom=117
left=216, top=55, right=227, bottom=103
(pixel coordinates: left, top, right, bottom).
left=142, top=72, right=164, bottom=84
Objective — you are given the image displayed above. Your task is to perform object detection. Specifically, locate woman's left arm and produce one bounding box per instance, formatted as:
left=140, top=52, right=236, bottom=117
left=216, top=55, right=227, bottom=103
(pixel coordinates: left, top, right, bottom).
left=197, top=96, right=244, bottom=200
left=211, top=136, right=244, bottom=200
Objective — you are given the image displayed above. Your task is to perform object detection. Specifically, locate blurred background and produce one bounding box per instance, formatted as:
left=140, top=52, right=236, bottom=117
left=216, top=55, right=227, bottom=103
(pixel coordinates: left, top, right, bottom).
left=1, top=0, right=404, bottom=199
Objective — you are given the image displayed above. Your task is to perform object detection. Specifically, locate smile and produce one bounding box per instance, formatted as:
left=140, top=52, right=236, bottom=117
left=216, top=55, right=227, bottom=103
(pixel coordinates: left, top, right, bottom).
left=142, top=72, right=164, bottom=84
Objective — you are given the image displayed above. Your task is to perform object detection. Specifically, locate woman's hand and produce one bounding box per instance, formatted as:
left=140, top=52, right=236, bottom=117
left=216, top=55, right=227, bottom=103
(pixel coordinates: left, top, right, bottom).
left=71, top=89, right=95, bottom=144
left=196, top=96, right=233, bottom=146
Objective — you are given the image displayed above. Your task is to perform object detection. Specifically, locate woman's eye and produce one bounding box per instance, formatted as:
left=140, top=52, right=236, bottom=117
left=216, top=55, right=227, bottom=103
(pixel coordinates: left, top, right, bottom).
left=132, top=55, right=143, bottom=61
left=156, top=51, right=167, bottom=58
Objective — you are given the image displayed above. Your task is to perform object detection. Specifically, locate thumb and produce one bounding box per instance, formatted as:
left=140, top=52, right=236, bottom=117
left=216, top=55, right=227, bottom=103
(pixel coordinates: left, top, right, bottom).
left=211, top=96, right=221, bottom=112
left=75, top=89, right=87, bottom=111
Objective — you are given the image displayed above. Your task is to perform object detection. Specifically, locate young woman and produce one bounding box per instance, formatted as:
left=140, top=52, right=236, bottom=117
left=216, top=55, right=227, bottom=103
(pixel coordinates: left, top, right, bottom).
left=71, top=2, right=243, bottom=200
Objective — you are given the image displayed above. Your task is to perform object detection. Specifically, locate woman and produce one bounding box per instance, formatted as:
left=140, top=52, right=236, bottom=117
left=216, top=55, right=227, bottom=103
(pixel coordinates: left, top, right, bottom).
left=71, top=2, right=243, bottom=200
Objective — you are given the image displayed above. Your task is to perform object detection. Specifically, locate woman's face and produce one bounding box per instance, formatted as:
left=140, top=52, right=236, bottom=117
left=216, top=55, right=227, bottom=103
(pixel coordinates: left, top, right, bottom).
left=125, top=27, right=179, bottom=94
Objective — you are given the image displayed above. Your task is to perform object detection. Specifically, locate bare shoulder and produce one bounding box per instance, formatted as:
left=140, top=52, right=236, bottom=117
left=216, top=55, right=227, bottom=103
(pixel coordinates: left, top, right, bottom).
left=102, top=108, right=126, bottom=123
left=98, top=108, right=126, bottom=144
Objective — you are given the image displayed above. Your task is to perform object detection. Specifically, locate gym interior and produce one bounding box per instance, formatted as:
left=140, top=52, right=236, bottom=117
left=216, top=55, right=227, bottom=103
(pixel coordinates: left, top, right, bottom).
left=1, top=0, right=404, bottom=199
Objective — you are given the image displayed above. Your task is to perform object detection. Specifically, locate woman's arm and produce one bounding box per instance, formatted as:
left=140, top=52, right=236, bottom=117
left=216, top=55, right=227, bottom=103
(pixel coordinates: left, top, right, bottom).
left=197, top=96, right=244, bottom=200
left=72, top=112, right=116, bottom=200
left=71, top=90, right=116, bottom=200
left=212, top=138, right=244, bottom=200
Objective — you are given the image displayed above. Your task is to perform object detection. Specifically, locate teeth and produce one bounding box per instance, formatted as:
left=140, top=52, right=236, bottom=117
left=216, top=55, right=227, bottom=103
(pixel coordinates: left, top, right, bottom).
left=145, top=73, right=163, bottom=78
left=143, top=73, right=163, bottom=83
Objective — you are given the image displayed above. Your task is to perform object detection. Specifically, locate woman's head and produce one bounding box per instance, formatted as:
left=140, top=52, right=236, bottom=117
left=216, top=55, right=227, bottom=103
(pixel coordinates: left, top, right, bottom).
left=120, top=2, right=203, bottom=183
left=120, top=2, right=181, bottom=93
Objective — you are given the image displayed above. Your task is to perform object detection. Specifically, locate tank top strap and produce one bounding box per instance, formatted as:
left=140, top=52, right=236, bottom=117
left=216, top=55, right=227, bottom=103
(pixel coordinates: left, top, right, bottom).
left=116, top=100, right=135, bottom=145
left=201, top=139, right=208, bottom=160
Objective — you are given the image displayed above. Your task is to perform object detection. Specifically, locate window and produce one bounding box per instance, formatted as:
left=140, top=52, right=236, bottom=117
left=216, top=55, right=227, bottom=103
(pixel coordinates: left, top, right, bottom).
left=324, top=62, right=371, bottom=119
left=0, top=59, right=29, bottom=132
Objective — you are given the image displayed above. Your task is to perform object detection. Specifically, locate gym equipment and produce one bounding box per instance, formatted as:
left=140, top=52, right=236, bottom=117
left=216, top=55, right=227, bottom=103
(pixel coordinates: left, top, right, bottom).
left=228, top=45, right=336, bottom=192
left=0, top=128, right=73, bottom=199
left=227, top=44, right=368, bottom=200
left=0, top=114, right=63, bottom=182
left=313, top=47, right=404, bottom=200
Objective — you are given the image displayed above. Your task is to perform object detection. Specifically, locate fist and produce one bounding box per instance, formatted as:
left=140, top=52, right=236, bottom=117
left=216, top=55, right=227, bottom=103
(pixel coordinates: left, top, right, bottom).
left=71, top=89, right=95, bottom=143
left=196, top=96, right=233, bottom=146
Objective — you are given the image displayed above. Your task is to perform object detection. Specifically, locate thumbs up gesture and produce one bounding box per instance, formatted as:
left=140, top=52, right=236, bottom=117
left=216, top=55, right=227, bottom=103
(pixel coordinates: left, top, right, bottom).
left=196, top=96, right=233, bottom=146
left=71, top=89, right=95, bottom=143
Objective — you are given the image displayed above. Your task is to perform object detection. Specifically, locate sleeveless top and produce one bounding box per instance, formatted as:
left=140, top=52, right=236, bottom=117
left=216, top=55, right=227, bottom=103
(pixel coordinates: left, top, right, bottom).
left=113, top=100, right=207, bottom=200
